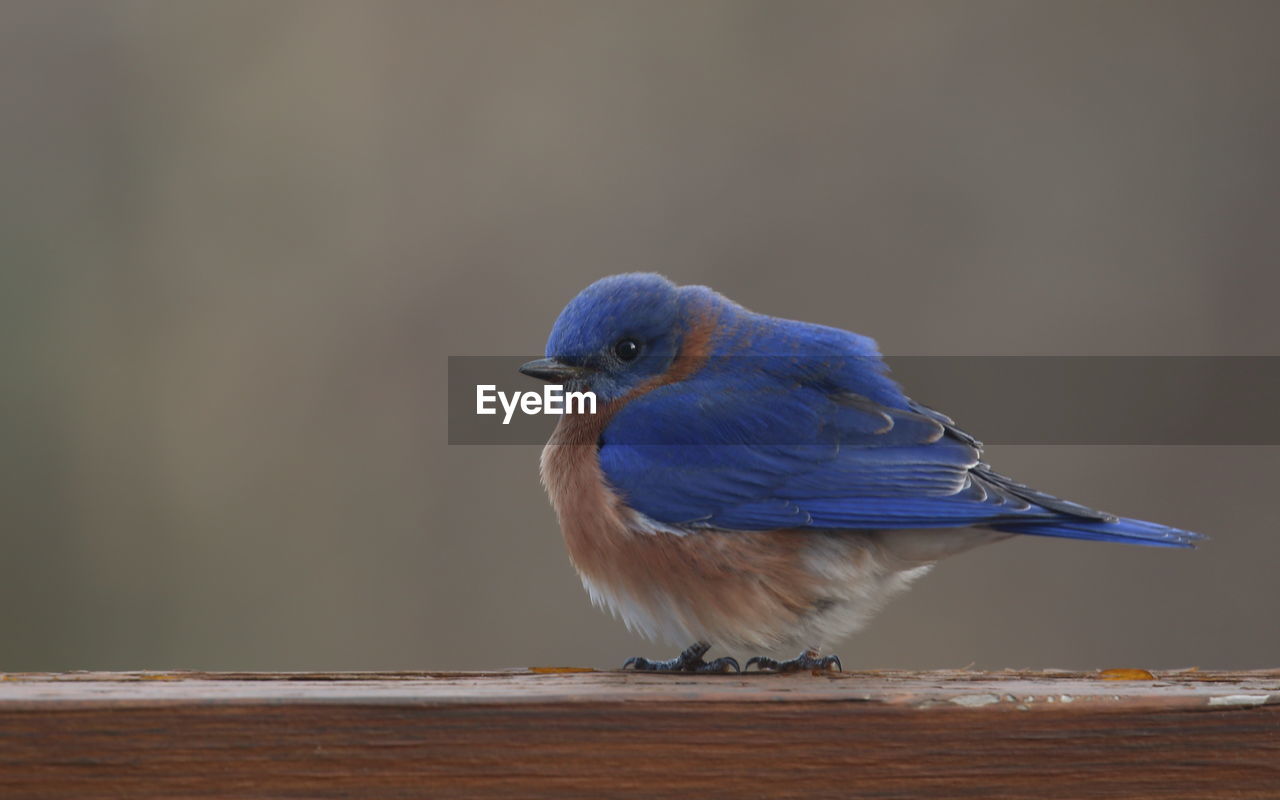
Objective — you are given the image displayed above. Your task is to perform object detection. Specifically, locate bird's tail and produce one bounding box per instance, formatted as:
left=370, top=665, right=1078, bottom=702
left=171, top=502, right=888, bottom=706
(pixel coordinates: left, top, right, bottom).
left=994, top=516, right=1205, bottom=548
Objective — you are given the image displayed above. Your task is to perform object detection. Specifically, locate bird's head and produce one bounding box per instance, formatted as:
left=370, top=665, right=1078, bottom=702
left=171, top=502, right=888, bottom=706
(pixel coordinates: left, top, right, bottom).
left=520, top=273, right=686, bottom=402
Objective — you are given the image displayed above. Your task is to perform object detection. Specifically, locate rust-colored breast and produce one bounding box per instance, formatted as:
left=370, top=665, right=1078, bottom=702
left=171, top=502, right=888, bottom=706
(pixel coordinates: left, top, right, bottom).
left=540, top=408, right=826, bottom=649
left=535, top=296, right=896, bottom=650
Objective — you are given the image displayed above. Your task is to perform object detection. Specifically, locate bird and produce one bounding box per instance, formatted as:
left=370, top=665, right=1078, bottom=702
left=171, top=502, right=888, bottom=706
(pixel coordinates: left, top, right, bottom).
left=520, top=273, right=1203, bottom=673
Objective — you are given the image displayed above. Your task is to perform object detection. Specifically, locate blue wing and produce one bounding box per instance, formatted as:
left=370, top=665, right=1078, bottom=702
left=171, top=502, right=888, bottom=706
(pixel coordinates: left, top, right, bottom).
left=599, top=360, right=1202, bottom=548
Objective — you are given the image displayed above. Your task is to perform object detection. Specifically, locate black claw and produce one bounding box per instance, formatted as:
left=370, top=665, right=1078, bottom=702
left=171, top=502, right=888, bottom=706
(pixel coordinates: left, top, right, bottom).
left=699, top=656, right=740, bottom=674
left=744, top=649, right=843, bottom=673
left=621, top=642, right=737, bottom=673
left=621, top=654, right=678, bottom=671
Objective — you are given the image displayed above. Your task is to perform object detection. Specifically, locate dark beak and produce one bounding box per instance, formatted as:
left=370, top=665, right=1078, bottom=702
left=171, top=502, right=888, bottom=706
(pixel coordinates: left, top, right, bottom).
left=519, top=358, right=590, bottom=383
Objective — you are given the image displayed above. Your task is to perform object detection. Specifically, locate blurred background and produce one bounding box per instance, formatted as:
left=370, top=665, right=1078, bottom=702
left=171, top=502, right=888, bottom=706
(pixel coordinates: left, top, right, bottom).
left=3, top=0, right=1278, bottom=672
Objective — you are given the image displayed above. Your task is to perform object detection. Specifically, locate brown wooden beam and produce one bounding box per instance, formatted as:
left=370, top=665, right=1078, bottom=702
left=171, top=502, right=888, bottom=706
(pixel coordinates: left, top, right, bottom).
left=2, top=669, right=1277, bottom=798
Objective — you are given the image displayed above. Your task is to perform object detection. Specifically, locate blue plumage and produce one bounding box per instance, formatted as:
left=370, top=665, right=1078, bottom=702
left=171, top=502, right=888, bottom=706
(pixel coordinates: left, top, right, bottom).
left=541, top=273, right=1203, bottom=549
left=524, top=273, right=1206, bottom=668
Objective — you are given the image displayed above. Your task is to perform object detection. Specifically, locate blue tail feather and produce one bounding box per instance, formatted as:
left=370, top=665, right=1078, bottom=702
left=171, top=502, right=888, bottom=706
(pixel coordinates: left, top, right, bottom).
left=995, top=516, right=1205, bottom=548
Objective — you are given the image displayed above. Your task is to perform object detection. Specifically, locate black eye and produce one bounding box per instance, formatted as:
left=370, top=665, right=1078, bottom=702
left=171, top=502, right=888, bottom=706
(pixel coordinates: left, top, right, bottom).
left=613, top=338, right=641, bottom=362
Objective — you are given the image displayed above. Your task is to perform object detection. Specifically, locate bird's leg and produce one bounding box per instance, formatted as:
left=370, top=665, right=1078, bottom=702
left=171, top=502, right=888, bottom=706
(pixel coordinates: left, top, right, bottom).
left=745, top=647, right=842, bottom=673
left=622, top=641, right=740, bottom=673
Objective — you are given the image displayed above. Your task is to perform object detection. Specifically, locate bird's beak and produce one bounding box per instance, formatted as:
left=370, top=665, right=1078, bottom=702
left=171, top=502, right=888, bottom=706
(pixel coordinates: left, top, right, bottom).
left=519, top=358, right=590, bottom=383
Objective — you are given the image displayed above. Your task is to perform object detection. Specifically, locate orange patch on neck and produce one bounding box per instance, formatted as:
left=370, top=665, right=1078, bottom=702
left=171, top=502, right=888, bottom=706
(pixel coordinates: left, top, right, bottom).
left=622, top=298, right=721, bottom=403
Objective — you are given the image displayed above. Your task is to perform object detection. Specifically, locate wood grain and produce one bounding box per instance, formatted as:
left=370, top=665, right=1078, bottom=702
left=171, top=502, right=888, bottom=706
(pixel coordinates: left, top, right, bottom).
left=1, top=669, right=1277, bottom=799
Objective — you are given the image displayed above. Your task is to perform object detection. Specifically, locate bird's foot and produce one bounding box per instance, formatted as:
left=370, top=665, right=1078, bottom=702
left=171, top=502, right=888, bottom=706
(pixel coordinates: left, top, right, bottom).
left=622, top=641, right=740, bottom=673
left=745, top=648, right=842, bottom=673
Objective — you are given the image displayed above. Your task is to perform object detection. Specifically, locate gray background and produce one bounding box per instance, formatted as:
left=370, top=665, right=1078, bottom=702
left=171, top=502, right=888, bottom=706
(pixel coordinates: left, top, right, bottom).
left=3, top=0, right=1277, bottom=672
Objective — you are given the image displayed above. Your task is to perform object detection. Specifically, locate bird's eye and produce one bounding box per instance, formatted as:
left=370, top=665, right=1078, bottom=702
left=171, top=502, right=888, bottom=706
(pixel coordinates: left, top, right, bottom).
left=613, top=338, right=641, bottom=362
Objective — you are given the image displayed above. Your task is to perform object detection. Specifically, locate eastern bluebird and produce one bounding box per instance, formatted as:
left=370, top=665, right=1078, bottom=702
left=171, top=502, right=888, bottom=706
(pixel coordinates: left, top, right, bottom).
left=520, top=274, right=1202, bottom=673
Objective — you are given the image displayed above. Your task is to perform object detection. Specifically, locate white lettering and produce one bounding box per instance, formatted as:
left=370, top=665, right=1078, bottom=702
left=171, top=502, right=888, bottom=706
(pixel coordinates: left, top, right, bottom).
left=543, top=384, right=564, bottom=414
left=478, top=384, right=598, bottom=424
left=498, top=390, right=521, bottom=425
left=520, top=391, right=542, bottom=416
left=565, top=390, right=596, bottom=415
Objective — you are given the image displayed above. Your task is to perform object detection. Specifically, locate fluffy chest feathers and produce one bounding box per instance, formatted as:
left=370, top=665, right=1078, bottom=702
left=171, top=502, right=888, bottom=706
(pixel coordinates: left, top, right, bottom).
left=539, top=411, right=936, bottom=652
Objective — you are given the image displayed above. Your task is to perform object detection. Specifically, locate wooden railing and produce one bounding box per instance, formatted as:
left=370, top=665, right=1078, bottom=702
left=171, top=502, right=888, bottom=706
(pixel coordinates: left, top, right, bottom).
left=2, top=668, right=1277, bottom=798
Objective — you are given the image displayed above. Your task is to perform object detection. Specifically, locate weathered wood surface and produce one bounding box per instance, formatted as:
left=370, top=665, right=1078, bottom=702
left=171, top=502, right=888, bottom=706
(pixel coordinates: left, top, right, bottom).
left=1, top=668, right=1277, bottom=799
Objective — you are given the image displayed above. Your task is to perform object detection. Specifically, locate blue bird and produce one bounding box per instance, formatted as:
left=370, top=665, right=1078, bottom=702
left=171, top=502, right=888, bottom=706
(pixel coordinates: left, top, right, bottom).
left=520, top=274, right=1203, bottom=673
